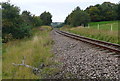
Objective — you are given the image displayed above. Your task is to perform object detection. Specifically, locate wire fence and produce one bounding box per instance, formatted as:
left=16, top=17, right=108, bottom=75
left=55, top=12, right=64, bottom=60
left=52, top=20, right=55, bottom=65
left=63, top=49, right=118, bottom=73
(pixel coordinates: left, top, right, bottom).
left=85, top=23, right=118, bottom=31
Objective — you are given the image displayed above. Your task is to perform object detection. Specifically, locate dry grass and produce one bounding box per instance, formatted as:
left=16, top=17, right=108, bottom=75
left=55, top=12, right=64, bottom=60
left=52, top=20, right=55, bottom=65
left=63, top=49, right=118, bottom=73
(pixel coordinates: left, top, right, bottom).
left=2, top=26, right=58, bottom=79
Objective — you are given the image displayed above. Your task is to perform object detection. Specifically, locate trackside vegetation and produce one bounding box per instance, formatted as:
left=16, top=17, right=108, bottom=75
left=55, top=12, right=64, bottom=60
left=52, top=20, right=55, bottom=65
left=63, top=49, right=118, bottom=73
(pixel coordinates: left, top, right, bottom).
left=61, top=21, right=119, bottom=44
left=1, top=1, right=120, bottom=79
left=62, top=2, right=119, bottom=44
left=2, top=2, right=52, bottom=43
left=2, top=26, right=59, bottom=79
left=2, top=2, right=58, bottom=79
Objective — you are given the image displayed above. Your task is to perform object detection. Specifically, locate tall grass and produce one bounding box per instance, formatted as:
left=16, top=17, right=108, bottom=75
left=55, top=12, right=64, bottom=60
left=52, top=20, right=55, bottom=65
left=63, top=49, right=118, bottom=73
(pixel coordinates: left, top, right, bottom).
left=61, top=26, right=119, bottom=44
left=0, top=56, right=2, bottom=80
left=0, top=37, right=2, bottom=80
left=2, top=26, right=58, bottom=79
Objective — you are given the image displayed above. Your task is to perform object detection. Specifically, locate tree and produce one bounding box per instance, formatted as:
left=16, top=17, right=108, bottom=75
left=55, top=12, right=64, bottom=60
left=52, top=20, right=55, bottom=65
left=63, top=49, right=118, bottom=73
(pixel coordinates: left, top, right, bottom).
left=117, top=2, right=120, bottom=20
left=64, top=6, right=90, bottom=26
left=40, top=11, right=52, bottom=25
left=100, top=2, right=117, bottom=21
left=85, top=2, right=118, bottom=21
left=86, top=6, right=101, bottom=22
left=72, top=11, right=90, bottom=26
left=32, top=15, right=43, bottom=27
left=21, top=10, right=34, bottom=26
left=2, top=2, right=21, bottom=42
left=64, top=14, right=71, bottom=25
left=2, top=2, right=31, bottom=42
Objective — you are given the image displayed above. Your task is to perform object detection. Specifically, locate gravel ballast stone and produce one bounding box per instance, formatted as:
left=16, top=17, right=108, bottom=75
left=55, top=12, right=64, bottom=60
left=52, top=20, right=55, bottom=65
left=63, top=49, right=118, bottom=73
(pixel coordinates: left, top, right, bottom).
left=50, top=30, right=119, bottom=79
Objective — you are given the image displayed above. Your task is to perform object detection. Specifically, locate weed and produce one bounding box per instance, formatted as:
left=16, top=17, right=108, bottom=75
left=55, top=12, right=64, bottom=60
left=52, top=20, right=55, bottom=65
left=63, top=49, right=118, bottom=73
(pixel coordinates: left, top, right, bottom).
left=2, top=26, right=59, bottom=79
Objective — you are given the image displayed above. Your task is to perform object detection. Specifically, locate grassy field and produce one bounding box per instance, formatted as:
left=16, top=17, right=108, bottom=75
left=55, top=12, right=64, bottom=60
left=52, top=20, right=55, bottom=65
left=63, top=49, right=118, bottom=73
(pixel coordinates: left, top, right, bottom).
left=87, top=21, right=118, bottom=31
left=2, top=26, right=59, bottom=79
left=0, top=42, right=1, bottom=80
left=61, top=21, right=119, bottom=44
left=0, top=56, right=1, bottom=81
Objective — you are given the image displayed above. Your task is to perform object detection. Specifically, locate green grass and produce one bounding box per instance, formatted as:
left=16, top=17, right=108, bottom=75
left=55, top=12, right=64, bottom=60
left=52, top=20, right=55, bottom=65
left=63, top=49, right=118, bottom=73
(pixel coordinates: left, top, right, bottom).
left=87, top=21, right=119, bottom=31
left=0, top=37, right=2, bottom=81
left=89, top=21, right=118, bottom=25
left=0, top=56, right=2, bottom=81
left=61, top=21, right=119, bottom=44
left=2, top=26, right=59, bottom=79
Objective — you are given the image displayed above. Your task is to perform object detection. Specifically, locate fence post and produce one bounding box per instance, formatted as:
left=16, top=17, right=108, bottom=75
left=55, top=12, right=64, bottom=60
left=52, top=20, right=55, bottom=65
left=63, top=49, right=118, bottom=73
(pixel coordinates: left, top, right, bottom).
left=88, top=24, right=89, bottom=28
left=111, top=24, right=113, bottom=31
left=98, top=24, right=100, bottom=30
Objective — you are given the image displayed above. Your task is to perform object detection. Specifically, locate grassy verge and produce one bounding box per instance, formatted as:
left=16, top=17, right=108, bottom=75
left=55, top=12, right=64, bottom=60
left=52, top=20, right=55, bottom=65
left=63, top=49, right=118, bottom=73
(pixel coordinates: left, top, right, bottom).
left=0, top=56, right=2, bottom=81
left=2, top=26, right=59, bottom=79
left=0, top=38, right=2, bottom=81
left=87, top=21, right=118, bottom=31
left=61, top=25, right=119, bottom=44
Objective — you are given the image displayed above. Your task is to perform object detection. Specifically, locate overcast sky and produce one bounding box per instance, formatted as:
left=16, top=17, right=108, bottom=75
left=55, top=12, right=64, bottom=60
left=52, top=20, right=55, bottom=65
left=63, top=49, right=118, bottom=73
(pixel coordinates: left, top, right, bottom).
left=1, top=0, right=120, bottom=22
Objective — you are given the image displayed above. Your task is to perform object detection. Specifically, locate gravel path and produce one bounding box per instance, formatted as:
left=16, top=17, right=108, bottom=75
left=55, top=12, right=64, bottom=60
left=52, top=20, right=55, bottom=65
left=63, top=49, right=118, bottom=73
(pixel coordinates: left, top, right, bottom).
left=51, top=30, right=119, bottom=79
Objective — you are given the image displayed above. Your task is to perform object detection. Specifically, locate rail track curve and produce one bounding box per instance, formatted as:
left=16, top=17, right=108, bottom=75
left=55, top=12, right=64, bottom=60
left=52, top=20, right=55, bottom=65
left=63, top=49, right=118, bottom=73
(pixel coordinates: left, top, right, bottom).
left=55, top=30, right=120, bottom=57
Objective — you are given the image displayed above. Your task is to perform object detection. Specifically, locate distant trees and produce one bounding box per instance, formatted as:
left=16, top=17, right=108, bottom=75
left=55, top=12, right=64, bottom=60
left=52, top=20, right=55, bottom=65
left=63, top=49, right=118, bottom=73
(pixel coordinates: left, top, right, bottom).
left=85, top=2, right=118, bottom=22
left=64, top=6, right=90, bottom=26
left=40, top=11, right=52, bottom=25
left=21, top=11, right=43, bottom=27
left=2, top=2, right=52, bottom=43
left=117, top=2, right=120, bottom=20
left=85, top=6, right=101, bottom=22
left=64, top=2, right=119, bottom=27
left=51, top=22, right=64, bottom=28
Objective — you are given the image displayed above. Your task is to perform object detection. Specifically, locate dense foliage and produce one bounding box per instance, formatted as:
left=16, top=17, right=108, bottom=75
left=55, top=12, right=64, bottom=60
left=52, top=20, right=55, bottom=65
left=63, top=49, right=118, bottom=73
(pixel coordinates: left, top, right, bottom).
left=21, top=11, right=34, bottom=26
left=65, top=7, right=90, bottom=26
left=64, top=2, right=119, bottom=27
left=85, top=2, right=118, bottom=22
left=2, top=2, right=52, bottom=43
left=40, top=11, right=52, bottom=25
left=2, top=2, right=26, bottom=42
left=32, top=15, right=43, bottom=27
left=117, top=2, right=120, bottom=20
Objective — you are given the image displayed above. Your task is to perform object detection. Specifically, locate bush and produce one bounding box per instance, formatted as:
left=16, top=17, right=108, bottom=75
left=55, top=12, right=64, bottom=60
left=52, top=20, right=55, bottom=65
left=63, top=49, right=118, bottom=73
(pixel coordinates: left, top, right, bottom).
left=2, top=2, right=32, bottom=42
left=2, top=33, right=13, bottom=43
left=12, top=24, right=32, bottom=39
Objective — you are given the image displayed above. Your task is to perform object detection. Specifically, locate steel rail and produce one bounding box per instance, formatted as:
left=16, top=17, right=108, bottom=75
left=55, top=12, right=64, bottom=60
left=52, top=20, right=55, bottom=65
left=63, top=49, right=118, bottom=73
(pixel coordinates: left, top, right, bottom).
left=60, top=31, right=120, bottom=48
left=56, top=30, right=120, bottom=54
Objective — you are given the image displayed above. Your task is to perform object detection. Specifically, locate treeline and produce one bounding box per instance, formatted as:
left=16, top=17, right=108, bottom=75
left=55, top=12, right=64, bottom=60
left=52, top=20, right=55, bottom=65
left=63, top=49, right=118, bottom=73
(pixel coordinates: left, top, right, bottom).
left=85, top=2, right=118, bottom=22
left=64, top=2, right=120, bottom=27
left=64, top=7, right=90, bottom=26
left=2, top=2, right=52, bottom=43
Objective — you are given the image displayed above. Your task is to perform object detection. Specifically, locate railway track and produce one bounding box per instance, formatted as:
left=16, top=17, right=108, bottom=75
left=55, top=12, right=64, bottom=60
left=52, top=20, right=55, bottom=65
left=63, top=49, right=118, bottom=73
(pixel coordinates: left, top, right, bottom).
left=55, top=30, right=120, bottom=57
